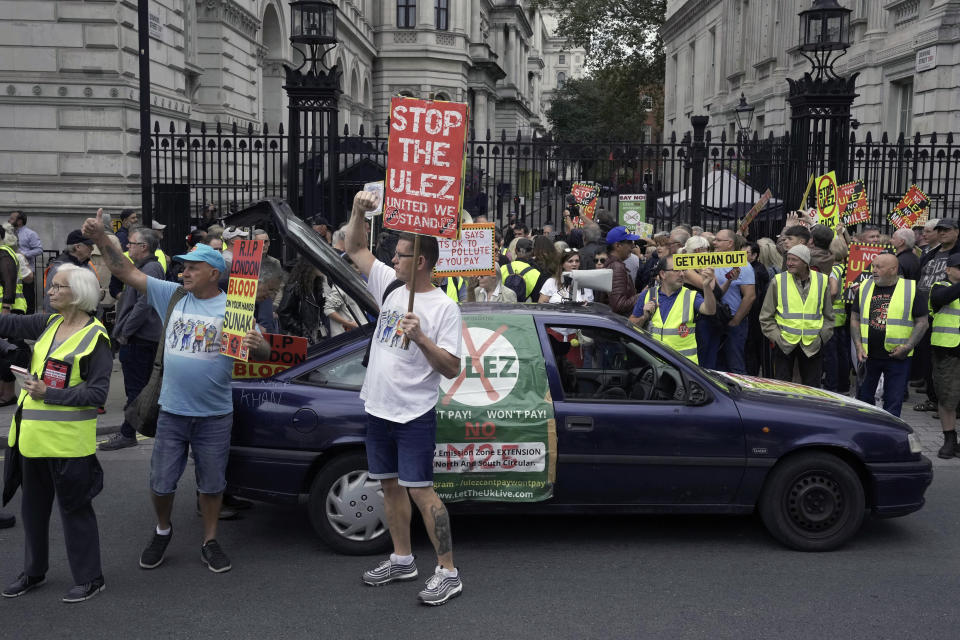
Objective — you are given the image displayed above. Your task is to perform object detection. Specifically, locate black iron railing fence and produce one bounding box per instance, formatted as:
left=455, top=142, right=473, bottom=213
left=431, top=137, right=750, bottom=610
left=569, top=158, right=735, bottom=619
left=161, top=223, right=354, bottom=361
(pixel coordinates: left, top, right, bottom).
left=151, top=120, right=960, bottom=241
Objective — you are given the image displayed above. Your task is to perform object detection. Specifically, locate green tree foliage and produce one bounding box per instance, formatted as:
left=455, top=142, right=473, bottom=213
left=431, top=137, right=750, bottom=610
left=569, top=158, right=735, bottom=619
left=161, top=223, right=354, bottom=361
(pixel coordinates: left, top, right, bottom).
left=537, top=0, right=665, bottom=71
left=546, top=68, right=659, bottom=143
left=536, top=0, right=665, bottom=142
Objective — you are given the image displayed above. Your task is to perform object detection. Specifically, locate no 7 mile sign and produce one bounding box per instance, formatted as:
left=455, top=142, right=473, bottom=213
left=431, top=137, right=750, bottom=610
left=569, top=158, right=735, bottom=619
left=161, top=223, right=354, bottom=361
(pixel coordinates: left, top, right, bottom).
left=384, top=96, right=468, bottom=239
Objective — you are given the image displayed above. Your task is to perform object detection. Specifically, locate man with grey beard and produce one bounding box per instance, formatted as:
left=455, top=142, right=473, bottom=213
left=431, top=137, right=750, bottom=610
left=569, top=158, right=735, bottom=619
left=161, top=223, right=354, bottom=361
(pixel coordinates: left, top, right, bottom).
left=850, top=252, right=927, bottom=417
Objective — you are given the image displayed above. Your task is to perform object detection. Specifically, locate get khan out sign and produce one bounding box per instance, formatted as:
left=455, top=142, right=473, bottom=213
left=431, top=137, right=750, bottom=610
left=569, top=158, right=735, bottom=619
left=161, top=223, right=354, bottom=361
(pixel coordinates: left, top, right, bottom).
left=221, top=239, right=262, bottom=361
left=434, top=223, right=496, bottom=277
left=673, top=251, right=747, bottom=271
left=384, top=97, right=468, bottom=239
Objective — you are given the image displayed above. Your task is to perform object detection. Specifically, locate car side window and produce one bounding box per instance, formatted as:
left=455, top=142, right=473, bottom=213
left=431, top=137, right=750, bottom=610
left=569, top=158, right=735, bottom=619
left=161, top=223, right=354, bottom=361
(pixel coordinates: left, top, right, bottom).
left=298, top=348, right=366, bottom=390
left=547, top=325, right=687, bottom=403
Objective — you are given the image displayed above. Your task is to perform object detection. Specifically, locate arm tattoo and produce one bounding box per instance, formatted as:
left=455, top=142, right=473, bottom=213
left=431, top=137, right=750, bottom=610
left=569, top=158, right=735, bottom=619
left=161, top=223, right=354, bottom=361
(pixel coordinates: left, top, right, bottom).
left=101, top=240, right=128, bottom=271
left=430, top=504, right=452, bottom=556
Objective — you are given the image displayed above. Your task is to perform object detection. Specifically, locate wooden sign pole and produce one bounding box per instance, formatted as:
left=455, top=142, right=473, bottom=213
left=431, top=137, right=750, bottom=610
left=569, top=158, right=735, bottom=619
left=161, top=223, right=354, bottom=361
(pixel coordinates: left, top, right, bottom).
left=401, top=234, right=421, bottom=349
left=799, top=174, right=815, bottom=211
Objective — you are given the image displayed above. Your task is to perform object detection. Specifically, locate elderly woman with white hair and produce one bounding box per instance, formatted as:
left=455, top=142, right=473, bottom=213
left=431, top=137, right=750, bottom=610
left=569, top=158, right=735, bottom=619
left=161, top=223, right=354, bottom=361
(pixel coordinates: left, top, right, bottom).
left=0, top=263, right=112, bottom=603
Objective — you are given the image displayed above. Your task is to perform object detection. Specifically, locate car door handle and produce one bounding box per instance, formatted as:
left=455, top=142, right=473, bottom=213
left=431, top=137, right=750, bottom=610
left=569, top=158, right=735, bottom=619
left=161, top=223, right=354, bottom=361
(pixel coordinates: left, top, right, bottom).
left=566, top=416, right=594, bottom=432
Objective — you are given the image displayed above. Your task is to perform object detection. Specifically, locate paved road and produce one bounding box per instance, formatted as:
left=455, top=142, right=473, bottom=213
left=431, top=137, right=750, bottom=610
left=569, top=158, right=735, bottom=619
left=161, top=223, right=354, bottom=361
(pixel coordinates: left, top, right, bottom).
left=2, top=367, right=959, bottom=638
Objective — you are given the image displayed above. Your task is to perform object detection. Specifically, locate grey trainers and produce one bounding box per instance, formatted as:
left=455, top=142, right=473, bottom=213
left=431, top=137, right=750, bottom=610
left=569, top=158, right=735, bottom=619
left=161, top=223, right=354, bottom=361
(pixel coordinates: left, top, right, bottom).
left=98, top=433, right=137, bottom=451
left=200, top=539, right=232, bottom=573
left=62, top=576, right=105, bottom=603
left=417, top=566, right=463, bottom=606
left=362, top=556, right=418, bottom=586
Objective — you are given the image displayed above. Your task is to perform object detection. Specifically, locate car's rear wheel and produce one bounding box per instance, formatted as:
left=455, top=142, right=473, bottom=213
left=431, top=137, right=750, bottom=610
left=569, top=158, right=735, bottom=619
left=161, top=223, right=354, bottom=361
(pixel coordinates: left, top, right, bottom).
left=308, top=452, right=391, bottom=555
left=759, top=451, right=866, bottom=552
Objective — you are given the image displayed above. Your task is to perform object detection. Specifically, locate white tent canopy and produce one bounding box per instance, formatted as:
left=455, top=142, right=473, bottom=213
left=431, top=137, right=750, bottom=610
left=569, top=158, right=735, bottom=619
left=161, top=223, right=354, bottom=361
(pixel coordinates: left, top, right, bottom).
left=655, top=169, right=783, bottom=222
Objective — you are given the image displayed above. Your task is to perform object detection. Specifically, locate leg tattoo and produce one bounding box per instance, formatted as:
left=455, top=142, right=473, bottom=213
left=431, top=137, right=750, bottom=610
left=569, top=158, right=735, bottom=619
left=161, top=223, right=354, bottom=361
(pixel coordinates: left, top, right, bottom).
left=430, top=504, right=452, bottom=556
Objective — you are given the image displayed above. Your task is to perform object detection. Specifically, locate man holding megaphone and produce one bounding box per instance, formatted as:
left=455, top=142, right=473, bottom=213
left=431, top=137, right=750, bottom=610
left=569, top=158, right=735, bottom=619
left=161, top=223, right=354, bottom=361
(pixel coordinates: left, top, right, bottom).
left=630, top=256, right=717, bottom=364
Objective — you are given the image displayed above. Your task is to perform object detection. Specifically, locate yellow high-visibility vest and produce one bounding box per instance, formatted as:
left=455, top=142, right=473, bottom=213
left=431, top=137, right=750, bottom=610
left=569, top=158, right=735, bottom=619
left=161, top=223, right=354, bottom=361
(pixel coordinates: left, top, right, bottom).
left=929, top=280, right=960, bottom=349
left=0, top=244, right=26, bottom=312
left=643, top=287, right=698, bottom=363
left=831, top=263, right=847, bottom=326
left=775, top=271, right=828, bottom=346
left=8, top=315, right=109, bottom=457
left=500, top=261, right=541, bottom=301
left=857, top=277, right=916, bottom=356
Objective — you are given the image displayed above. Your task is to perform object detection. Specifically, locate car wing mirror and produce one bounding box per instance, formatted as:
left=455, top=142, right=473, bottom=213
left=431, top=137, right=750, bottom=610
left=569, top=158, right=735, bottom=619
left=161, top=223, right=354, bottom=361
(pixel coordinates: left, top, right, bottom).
left=686, top=380, right=710, bottom=406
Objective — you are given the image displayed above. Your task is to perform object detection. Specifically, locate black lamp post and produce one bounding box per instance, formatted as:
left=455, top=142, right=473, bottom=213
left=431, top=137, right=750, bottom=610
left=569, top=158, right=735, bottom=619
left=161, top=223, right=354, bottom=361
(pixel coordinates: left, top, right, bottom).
left=734, top=93, right=754, bottom=142
left=285, top=0, right=342, bottom=221
left=786, top=0, right=858, bottom=210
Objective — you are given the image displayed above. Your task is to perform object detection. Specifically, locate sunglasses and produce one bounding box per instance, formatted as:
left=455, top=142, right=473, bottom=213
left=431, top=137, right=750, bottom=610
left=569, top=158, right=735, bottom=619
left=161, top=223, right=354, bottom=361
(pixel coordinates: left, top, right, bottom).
left=596, top=258, right=607, bottom=264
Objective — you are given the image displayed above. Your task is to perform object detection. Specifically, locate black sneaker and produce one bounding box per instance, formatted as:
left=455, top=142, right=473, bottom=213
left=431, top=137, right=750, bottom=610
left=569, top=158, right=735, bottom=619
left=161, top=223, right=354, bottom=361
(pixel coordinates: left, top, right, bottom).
left=1, top=573, right=45, bottom=598
left=62, top=576, right=105, bottom=603
left=139, top=527, right=173, bottom=569
left=201, top=539, right=232, bottom=573
left=98, top=433, right=137, bottom=451
left=0, top=509, right=14, bottom=529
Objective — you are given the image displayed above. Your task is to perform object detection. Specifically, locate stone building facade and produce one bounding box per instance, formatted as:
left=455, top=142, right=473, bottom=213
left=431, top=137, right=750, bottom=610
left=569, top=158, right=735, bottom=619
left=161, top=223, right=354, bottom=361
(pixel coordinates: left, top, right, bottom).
left=662, top=0, right=960, bottom=143
left=0, top=0, right=583, bottom=250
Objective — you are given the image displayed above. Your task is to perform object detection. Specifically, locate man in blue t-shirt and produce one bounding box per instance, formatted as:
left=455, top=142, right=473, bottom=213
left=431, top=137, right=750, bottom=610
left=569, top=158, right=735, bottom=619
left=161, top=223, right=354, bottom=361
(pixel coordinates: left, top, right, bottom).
left=702, top=229, right=756, bottom=373
left=82, top=210, right=269, bottom=575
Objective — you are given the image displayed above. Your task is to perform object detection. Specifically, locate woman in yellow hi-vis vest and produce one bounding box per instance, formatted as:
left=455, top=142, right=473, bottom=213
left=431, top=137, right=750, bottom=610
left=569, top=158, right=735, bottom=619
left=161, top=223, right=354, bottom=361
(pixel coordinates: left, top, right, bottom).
left=0, top=264, right=112, bottom=603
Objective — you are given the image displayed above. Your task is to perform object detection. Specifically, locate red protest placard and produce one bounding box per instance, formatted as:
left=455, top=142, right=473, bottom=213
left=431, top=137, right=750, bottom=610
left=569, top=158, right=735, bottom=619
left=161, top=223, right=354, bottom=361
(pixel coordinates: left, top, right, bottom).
left=889, top=185, right=930, bottom=230
left=383, top=97, right=468, bottom=239
left=571, top=182, right=599, bottom=221
left=232, top=333, right=308, bottom=379
left=221, top=239, right=263, bottom=361
left=838, top=181, right=870, bottom=227
left=843, top=242, right=893, bottom=300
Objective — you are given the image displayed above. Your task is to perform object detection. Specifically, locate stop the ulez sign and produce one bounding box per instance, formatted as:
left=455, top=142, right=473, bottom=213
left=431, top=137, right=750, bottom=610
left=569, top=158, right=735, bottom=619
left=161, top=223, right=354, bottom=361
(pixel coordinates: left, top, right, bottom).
left=383, top=96, right=468, bottom=239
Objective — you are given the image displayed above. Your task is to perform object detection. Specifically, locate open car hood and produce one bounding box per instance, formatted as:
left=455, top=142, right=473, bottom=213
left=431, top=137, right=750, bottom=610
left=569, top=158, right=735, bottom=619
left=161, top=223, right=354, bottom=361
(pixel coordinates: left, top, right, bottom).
left=227, top=198, right=378, bottom=317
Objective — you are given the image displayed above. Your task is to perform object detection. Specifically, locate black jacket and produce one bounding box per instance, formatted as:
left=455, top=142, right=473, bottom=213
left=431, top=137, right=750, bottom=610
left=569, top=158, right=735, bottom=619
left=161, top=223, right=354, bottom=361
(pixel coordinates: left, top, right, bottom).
left=278, top=278, right=327, bottom=344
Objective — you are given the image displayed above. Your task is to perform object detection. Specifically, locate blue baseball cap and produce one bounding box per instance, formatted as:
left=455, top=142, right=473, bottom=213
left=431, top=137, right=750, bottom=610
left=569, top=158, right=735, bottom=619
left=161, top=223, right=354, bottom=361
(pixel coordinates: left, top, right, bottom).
left=174, top=243, right=226, bottom=273
left=605, top=226, right=642, bottom=244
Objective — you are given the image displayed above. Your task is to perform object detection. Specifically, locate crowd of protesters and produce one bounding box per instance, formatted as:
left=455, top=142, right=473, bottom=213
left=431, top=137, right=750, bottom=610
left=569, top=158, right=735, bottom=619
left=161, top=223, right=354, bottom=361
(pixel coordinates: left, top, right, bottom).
left=1, top=193, right=958, bottom=605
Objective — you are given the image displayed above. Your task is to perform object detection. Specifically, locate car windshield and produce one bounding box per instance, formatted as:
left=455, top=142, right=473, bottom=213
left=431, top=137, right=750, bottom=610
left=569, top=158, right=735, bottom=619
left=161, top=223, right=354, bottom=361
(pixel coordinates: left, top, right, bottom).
left=627, top=321, right=734, bottom=394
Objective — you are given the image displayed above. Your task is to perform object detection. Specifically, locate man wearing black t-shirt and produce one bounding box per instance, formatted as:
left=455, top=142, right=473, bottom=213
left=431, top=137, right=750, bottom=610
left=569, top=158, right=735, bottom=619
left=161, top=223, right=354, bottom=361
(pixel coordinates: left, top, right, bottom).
left=851, top=253, right=928, bottom=416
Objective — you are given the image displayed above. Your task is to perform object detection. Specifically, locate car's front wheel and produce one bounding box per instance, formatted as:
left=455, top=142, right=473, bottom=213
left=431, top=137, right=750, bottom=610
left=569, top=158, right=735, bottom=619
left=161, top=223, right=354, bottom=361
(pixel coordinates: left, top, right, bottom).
left=308, top=452, right=391, bottom=555
left=759, top=451, right=866, bottom=551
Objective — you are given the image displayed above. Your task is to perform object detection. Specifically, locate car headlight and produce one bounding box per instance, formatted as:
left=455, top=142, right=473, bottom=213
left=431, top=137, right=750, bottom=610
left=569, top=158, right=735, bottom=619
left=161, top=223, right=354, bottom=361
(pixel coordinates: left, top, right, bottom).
left=907, top=433, right=922, bottom=454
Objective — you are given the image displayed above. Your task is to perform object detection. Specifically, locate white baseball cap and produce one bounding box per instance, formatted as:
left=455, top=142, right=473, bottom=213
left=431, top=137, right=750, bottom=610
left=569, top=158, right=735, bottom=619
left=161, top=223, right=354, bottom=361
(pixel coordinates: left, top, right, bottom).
left=151, top=219, right=167, bottom=230
left=222, top=226, right=249, bottom=240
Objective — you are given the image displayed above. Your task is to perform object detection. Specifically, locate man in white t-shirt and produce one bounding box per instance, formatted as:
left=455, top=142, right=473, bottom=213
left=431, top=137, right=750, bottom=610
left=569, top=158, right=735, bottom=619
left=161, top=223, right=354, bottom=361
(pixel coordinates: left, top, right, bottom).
left=346, top=191, right=464, bottom=606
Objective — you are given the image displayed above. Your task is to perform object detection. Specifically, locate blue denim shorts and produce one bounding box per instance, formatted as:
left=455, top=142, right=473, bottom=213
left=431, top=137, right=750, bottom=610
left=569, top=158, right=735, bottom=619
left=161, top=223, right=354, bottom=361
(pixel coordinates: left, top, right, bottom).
left=365, top=409, right=437, bottom=487
left=150, top=410, right=233, bottom=495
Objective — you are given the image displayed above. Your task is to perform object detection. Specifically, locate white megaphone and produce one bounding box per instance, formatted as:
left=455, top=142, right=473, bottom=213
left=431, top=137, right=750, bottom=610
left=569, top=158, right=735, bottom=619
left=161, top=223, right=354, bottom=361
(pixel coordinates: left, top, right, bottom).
left=566, top=268, right=613, bottom=302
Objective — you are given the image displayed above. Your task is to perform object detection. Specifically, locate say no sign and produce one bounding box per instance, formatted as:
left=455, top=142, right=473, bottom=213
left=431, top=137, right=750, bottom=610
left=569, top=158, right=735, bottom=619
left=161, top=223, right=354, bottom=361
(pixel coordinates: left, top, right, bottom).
left=384, top=97, right=468, bottom=239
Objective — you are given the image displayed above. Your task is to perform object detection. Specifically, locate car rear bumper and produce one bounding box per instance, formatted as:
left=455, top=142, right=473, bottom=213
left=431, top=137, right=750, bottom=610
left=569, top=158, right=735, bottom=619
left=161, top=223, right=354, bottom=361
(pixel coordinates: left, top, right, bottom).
left=226, top=446, right=320, bottom=505
left=867, top=456, right=933, bottom=518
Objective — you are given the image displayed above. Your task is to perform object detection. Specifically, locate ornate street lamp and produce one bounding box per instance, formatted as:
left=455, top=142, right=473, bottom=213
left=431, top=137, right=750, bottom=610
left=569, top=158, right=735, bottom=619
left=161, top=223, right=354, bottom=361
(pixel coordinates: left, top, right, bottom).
left=285, top=1, right=342, bottom=222
left=734, top=93, right=754, bottom=137
left=290, top=0, right=338, bottom=67
left=798, top=0, right=852, bottom=80
left=786, top=0, right=858, bottom=211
